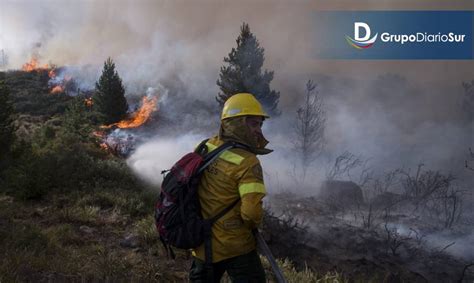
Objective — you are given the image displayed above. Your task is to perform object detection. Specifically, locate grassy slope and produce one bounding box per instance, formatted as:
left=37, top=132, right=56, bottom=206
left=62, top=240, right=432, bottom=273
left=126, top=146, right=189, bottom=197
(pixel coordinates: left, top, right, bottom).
left=0, top=188, right=196, bottom=282
left=0, top=190, right=346, bottom=282
left=3, top=70, right=72, bottom=116
left=0, top=70, right=343, bottom=282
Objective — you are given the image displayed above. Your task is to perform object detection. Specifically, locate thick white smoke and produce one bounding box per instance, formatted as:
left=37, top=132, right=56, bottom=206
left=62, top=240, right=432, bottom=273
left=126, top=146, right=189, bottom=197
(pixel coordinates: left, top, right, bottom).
left=126, top=133, right=207, bottom=186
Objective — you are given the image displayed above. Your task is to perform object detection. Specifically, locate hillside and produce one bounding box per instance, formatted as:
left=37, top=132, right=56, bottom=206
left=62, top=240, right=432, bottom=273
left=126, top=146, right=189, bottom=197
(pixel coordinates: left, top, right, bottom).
left=0, top=70, right=340, bottom=282
left=1, top=69, right=473, bottom=282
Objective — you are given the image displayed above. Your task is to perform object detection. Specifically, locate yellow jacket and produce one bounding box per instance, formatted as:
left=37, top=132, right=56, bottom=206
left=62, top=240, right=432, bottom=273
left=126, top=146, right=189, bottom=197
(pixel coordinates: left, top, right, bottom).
left=192, top=136, right=266, bottom=263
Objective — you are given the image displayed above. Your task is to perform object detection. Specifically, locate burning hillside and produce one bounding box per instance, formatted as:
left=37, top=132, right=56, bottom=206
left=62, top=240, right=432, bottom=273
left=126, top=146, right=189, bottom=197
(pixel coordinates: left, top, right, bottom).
left=95, top=94, right=159, bottom=156
left=21, top=56, right=75, bottom=95
left=48, top=68, right=73, bottom=94
left=16, top=56, right=160, bottom=157
left=21, top=56, right=49, bottom=72
left=102, top=95, right=158, bottom=129
left=50, top=85, right=64, bottom=94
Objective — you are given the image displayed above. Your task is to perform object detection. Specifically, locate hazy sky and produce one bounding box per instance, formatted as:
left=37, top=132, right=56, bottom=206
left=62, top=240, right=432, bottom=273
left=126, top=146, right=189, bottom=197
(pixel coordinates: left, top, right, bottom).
left=1, top=0, right=473, bottom=86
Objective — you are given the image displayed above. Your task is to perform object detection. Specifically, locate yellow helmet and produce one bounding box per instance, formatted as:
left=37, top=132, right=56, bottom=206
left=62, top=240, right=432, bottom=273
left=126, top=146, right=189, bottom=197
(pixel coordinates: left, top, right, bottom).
left=221, top=93, right=269, bottom=120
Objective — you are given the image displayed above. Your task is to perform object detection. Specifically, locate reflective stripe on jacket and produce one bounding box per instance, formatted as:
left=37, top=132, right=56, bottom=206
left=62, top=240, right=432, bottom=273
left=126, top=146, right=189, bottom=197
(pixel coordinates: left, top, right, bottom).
left=192, top=136, right=266, bottom=262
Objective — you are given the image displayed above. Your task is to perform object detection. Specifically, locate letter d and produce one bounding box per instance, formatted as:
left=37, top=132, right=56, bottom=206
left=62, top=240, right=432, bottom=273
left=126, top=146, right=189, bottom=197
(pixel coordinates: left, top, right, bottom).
left=354, top=22, right=371, bottom=41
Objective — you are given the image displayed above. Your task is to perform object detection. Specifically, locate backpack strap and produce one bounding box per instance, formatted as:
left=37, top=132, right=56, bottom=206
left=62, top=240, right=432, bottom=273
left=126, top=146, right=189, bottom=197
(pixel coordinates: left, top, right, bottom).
left=194, top=138, right=210, bottom=155
left=197, top=140, right=250, bottom=175
left=209, top=198, right=240, bottom=224
left=197, top=141, right=232, bottom=175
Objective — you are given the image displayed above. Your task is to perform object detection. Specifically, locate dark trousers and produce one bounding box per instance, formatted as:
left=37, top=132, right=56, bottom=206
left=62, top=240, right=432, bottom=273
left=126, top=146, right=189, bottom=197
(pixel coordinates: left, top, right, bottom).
left=189, top=250, right=266, bottom=283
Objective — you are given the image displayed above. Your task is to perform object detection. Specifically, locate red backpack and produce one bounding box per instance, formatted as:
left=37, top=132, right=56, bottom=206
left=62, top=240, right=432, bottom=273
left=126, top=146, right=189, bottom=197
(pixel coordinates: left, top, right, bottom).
left=154, top=139, right=245, bottom=258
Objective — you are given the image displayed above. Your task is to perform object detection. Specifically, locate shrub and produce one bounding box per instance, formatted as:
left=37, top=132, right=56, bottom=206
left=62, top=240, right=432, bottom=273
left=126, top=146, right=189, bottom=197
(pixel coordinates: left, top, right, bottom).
left=3, top=146, right=54, bottom=200
left=4, top=135, right=146, bottom=200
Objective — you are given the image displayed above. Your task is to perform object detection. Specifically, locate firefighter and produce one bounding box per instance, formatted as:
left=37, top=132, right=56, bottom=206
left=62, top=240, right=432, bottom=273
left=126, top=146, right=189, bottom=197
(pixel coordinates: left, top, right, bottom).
left=190, top=93, right=272, bottom=282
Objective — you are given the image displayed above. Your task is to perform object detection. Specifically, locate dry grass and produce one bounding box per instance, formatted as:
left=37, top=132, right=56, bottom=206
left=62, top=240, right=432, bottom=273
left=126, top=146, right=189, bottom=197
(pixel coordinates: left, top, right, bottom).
left=134, top=215, right=160, bottom=246
left=0, top=191, right=353, bottom=282
left=261, top=257, right=347, bottom=283
left=58, top=205, right=101, bottom=224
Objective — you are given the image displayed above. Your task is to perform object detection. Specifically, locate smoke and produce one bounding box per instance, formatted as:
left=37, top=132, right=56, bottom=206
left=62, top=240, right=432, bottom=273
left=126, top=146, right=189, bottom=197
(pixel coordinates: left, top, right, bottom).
left=124, top=69, right=473, bottom=193
left=383, top=222, right=474, bottom=261
left=2, top=0, right=473, bottom=186
left=426, top=230, right=474, bottom=261
left=126, top=133, right=207, bottom=186
left=3, top=1, right=473, bottom=90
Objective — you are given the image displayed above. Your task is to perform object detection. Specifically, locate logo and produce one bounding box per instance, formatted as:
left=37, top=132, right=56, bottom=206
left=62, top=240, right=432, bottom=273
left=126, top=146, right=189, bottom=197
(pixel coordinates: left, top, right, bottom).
left=345, top=22, right=378, bottom=49
left=314, top=11, right=473, bottom=59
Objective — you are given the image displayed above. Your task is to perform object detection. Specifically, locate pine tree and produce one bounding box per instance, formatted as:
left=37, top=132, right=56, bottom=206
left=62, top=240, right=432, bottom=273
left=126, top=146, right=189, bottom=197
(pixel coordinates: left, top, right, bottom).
left=0, top=80, right=15, bottom=158
left=217, top=23, right=280, bottom=116
left=61, top=98, right=93, bottom=142
left=94, top=58, right=128, bottom=124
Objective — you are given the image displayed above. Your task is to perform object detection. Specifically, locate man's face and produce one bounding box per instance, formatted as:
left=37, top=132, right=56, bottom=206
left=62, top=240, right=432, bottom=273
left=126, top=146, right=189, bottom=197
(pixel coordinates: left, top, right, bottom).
left=246, top=116, right=264, bottom=137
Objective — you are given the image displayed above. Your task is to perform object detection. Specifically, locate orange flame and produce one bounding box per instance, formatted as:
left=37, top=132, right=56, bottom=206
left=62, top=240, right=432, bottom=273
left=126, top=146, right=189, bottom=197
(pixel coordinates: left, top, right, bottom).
left=85, top=98, right=93, bottom=107
left=100, top=143, right=110, bottom=151
left=102, top=96, right=158, bottom=129
left=48, top=69, right=56, bottom=78
left=48, top=69, right=72, bottom=94
left=50, top=85, right=64, bottom=94
left=22, top=57, right=49, bottom=72
left=92, top=131, right=106, bottom=138
left=93, top=131, right=109, bottom=152
left=22, top=57, right=68, bottom=95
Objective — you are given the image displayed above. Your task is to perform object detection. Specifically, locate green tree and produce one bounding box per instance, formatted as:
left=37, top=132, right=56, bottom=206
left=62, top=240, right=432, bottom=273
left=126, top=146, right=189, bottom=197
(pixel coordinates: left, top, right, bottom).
left=61, top=98, right=93, bottom=142
left=0, top=80, right=15, bottom=159
left=216, top=23, right=280, bottom=116
left=94, top=58, right=128, bottom=124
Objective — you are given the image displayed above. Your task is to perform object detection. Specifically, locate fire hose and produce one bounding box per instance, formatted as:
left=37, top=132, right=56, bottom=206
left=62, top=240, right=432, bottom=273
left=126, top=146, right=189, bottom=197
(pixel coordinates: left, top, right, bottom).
left=254, top=229, right=288, bottom=283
